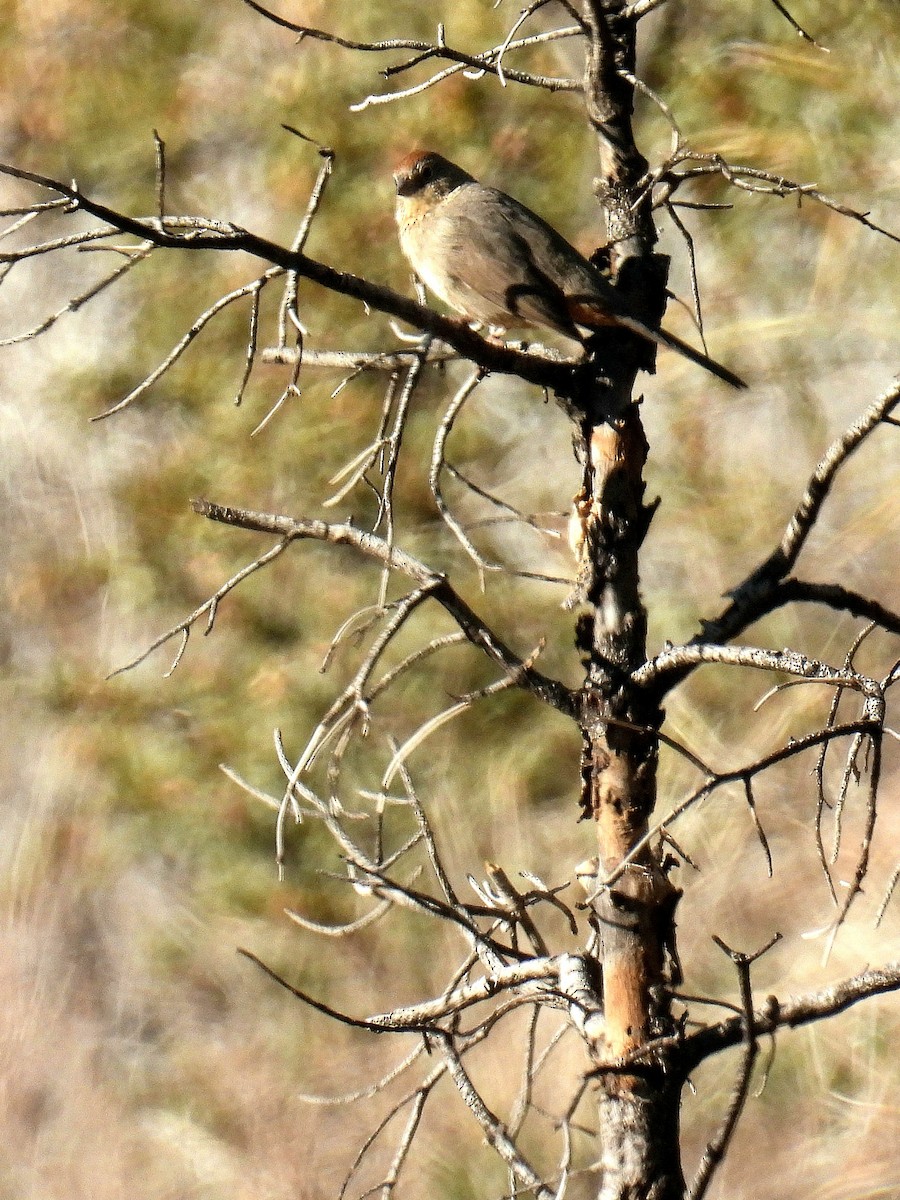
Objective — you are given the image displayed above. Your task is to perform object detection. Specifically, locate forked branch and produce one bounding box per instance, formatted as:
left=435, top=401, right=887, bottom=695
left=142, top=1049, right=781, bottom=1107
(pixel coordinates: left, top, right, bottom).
left=682, top=961, right=900, bottom=1073
left=645, top=378, right=900, bottom=700
left=0, top=162, right=577, bottom=393
left=190, top=499, right=576, bottom=714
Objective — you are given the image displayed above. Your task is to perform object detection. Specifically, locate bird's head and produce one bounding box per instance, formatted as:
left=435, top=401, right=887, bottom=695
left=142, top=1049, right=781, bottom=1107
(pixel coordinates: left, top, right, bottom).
left=392, top=151, right=474, bottom=202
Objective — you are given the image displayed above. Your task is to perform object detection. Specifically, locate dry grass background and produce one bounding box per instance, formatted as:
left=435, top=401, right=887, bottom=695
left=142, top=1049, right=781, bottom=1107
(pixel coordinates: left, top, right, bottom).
left=1, top=1, right=899, bottom=1197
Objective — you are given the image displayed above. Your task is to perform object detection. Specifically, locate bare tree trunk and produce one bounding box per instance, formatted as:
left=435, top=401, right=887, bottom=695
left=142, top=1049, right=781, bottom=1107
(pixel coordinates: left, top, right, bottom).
left=575, top=4, right=683, bottom=1195
left=4, top=5, right=897, bottom=1196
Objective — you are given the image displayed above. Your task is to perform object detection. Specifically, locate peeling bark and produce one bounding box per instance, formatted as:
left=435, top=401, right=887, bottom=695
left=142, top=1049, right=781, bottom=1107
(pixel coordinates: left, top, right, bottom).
left=571, top=2, right=685, bottom=1195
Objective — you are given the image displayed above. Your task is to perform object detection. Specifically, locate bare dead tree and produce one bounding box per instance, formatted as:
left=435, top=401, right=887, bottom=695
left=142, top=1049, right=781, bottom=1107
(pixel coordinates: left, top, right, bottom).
left=2, top=2, right=899, bottom=1198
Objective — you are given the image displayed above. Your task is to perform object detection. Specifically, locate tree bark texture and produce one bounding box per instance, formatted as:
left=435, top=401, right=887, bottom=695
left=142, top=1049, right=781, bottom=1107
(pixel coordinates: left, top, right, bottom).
left=574, top=4, right=684, bottom=1197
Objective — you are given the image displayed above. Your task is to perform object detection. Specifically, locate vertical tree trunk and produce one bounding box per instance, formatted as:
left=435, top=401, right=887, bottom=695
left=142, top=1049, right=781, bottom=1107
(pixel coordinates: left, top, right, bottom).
left=574, top=4, right=684, bottom=1196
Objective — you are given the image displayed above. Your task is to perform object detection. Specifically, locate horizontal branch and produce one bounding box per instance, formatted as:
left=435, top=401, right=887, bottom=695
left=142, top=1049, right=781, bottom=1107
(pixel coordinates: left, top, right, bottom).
left=238, top=948, right=430, bottom=1032
left=241, top=0, right=583, bottom=95
left=367, top=957, right=562, bottom=1029
left=262, top=345, right=461, bottom=370
left=682, top=962, right=900, bottom=1072
left=662, top=156, right=900, bottom=246
left=772, top=579, right=900, bottom=636
left=0, top=162, right=576, bottom=392
left=191, top=499, right=576, bottom=715
left=632, top=643, right=883, bottom=708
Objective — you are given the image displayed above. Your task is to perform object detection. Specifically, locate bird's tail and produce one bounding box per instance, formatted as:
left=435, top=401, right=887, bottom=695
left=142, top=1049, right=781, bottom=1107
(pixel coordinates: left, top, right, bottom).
left=614, top=314, right=748, bottom=390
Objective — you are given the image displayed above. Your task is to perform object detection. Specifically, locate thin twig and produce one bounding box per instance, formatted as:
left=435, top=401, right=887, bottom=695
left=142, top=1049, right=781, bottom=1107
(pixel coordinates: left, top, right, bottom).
left=661, top=154, right=899, bottom=245
left=238, top=948, right=432, bottom=1032
left=190, top=499, right=577, bottom=714
left=681, top=961, right=900, bottom=1072
left=0, top=243, right=153, bottom=347
left=687, top=934, right=781, bottom=1200
left=0, top=160, right=578, bottom=392
left=375, top=347, right=430, bottom=606
left=596, top=718, right=882, bottom=896
left=107, top=536, right=294, bottom=677
left=92, top=266, right=284, bottom=420
left=645, top=378, right=900, bottom=699
left=768, top=0, right=828, bottom=50
left=430, top=372, right=572, bottom=586
left=297, top=1043, right=426, bottom=1107
left=435, top=1031, right=556, bottom=1200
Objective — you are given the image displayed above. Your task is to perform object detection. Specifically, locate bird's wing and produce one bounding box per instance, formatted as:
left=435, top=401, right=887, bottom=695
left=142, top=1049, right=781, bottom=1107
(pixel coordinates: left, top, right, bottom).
left=433, top=187, right=587, bottom=335
left=488, top=194, right=629, bottom=326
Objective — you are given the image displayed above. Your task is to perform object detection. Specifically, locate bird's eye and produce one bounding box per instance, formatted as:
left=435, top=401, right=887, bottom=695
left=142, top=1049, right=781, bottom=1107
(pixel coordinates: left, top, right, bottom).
left=417, top=161, right=432, bottom=182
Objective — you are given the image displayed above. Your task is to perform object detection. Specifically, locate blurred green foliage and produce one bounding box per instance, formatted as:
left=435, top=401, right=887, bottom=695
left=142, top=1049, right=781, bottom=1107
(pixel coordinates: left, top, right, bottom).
left=1, top=1, right=898, bottom=1197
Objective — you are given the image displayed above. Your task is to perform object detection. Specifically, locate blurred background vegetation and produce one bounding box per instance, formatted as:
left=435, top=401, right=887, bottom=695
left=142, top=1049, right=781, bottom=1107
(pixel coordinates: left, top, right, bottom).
left=0, top=1, right=898, bottom=1197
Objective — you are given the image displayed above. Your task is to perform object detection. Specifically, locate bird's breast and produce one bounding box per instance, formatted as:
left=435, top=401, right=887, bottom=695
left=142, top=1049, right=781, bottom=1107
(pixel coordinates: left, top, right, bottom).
left=396, top=199, right=459, bottom=307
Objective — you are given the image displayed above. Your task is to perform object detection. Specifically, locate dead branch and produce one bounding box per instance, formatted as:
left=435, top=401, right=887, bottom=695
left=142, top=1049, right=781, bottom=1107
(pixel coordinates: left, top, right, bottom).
left=681, top=961, right=900, bottom=1073
left=92, top=265, right=285, bottom=420
left=651, top=155, right=900, bottom=245
left=367, top=957, right=562, bottom=1029
left=238, top=947, right=432, bottom=1032
left=297, top=1043, right=427, bottom=1108
left=428, top=369, right=572, bottom=586
left=294, top=590, right=437, bottom=780
left=598, top=716, right=882, bottom=896
left=621, top=0, right=670, bottom=17
left=262, top=345, right=460, bottom=371
left=240, top=0, right=583, bottom=101
left=108, top=536, right=294, bottom=678
left=633, top=643, right=884, bottom=709
left=190, top=498, right=577, bottom=714
left=687, top=934, right=781, bottom=1200
left=770, top=580, right=900, bottom=636
left=645, top=377, right=900, bottom=700
left=767, top=0, right=828, bottom=50
left=382, top=646, right=545, bottom=788
left=434, top=1030, right=557, bottom=1200
left=4, top=4, right=897, bottom=1197
left=0, top=242, right=153, bottom=347
left=0, top=162, right=578, bottom=393
left=813, top=625, right=878, bottom=901
left=373, top=349, right=429, bottom=606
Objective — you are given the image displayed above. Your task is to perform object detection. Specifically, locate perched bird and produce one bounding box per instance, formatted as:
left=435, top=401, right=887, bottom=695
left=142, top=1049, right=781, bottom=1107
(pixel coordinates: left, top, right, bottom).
left=393, top=150, right=746, bottom=390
